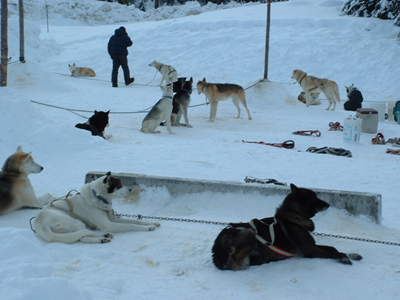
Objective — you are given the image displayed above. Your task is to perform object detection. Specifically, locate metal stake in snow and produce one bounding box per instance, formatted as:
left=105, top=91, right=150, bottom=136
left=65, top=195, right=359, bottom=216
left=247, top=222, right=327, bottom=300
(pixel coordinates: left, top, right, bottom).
left=263, top=0, right=271, bottom=81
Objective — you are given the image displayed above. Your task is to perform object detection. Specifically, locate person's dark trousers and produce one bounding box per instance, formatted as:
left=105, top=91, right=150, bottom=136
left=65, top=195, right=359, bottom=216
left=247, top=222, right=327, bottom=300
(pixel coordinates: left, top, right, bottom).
left=111, top=54, right=131, bottom=87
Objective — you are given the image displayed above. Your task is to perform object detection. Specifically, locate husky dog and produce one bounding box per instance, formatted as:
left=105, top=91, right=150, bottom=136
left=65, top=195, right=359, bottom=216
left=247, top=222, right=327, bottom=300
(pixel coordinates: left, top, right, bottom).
left=344, top=84, right=363, bottom=111
left=298, top=91, right=321, bottom=105
left=212, top=183, right=362, bottom=271
left=75, top=110, right=111, bottom=139
left=292, top=69, right=340, bottom=110
left=0, top=146, right=54, bottom=215
left=68, top=63, right=96, bottom=77
left=33, top=172, right=160, bottom=244
left=141, top=85, right=175, bottom=134
left=149, top=60, right=178, bottom=85
left=171, top=77, right=193, bottom=127
left=197, top=78, right=252, bottom=122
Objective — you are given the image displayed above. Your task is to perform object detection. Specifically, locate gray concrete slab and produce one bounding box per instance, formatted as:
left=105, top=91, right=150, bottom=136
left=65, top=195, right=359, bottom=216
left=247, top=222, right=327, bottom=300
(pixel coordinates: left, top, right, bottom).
left=86, top=171, right=382, bottom=223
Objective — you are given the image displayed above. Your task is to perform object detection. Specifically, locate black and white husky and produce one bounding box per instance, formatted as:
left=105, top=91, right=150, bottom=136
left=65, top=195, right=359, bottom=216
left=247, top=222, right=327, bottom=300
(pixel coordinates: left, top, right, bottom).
left=75, top=110, right=111, bottom=139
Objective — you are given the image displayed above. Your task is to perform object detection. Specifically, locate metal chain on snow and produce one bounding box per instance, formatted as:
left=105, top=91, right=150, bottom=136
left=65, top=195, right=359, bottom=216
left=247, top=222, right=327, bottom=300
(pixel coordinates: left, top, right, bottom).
left=113, top=211, right=400, bottom=246
left=311, top=232, right=400, bottom=246
left=113, top=211, right=229, bottom=226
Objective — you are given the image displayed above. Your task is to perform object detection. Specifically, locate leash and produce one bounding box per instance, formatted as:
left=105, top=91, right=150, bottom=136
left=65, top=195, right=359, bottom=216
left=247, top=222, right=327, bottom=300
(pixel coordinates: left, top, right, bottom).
left=112, top=211, right=400, bottom=247
left=329, top=122, right=343, bottom=131
left=30, top=100, right=153, bottom=115
left=242, top=139, right=295, bottom=149
left=292, top=130, right=321, bottom=137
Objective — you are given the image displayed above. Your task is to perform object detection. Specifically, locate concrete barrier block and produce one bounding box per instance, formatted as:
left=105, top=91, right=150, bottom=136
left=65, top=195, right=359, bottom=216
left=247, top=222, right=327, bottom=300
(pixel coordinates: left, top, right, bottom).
left=85, top=171, right=382, bottom=223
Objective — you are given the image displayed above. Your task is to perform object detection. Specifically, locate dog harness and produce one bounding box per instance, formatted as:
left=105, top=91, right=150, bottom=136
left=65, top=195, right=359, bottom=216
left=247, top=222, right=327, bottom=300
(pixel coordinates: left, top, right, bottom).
left=158, top=64, right=176, bottom=75
left=50, top=190, right=98, bottom=230
left=249, top=218, right=296, bottom=258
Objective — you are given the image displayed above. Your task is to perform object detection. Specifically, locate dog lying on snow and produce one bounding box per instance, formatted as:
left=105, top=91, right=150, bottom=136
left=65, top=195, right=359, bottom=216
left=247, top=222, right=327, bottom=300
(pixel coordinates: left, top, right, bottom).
left=33, top=172, right=160, bottom=243
left=68, top=63, right=96, bottom=77
left=298, top=91, right=321, bottom=106
left=75, top=110, right=111, bottom=139
left=0, top=146, right=54, bottom=216
left=212, top=183, right=362, bottom=270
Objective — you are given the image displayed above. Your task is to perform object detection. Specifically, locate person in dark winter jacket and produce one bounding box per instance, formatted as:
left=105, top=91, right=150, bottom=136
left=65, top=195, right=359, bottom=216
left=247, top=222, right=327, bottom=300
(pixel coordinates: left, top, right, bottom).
left=108, top=26, right=134, bottom=87
left=344, top=84, right=363, bottom=111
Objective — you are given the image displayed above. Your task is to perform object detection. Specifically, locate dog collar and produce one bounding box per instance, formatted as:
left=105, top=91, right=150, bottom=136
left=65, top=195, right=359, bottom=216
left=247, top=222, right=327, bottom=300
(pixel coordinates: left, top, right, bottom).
left=92, top=189, right=109, bottom=204
left=299, top=74, right=306, bottom=85
left=164, top=96, right=173, bottom=99
left=182, top=88, right=192, bottom=94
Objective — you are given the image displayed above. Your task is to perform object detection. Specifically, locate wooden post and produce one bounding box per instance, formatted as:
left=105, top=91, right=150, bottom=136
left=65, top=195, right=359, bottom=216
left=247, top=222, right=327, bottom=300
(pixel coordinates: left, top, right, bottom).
left=19, top=0, right=25, bottom=63
left=263, top=0, right=271, bottom=81
left=1, top=0, right=8, bottom=87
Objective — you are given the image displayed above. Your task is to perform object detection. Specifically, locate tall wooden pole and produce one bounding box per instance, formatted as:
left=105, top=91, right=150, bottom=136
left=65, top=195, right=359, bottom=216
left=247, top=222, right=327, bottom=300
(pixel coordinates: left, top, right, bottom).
left=19, top=0, right=25, bottom=63
left=1, top=0, right=8, bottom=86
left=263, top=0, right=271, bottom=81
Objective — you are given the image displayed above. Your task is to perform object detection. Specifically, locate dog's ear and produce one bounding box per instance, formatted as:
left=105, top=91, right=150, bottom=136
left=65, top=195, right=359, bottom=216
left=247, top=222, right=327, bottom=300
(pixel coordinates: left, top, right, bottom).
left=290, top=183, right=298, bottom=192
left=202, top=77, right=206, bottom=82
left=16, top=145, right=23, bottom=152
left=106, top=110, right=110, bottom=114
left=94, top=110, right=98, bottom=114
left=104, top=171, right=111, bottom=184
left=190, top=77, right=193, bottom=83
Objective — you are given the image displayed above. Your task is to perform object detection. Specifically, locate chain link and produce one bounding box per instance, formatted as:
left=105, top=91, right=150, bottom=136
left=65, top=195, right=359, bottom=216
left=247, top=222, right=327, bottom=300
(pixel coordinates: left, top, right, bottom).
left=113, top=211, right=400, bottom=247
left=312, top=232, right=400, bottom=246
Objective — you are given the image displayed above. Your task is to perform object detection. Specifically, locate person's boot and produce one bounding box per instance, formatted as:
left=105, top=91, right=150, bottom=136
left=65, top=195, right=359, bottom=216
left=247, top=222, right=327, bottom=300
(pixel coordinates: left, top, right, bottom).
left=126, top=78, right=134, bottom=86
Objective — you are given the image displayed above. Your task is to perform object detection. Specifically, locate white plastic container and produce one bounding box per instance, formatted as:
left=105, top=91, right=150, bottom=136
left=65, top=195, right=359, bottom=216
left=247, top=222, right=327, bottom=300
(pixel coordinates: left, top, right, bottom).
left=343, top=116, right=362, bottom=143
left=367, top=102, right=386, bottom=122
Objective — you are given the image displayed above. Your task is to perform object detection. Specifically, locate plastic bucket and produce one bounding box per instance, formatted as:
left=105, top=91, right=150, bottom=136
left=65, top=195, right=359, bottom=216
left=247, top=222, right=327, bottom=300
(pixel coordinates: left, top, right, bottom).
left=367, top=102, right=386, bottom=122
left=343, top=116, right=362, bottom=143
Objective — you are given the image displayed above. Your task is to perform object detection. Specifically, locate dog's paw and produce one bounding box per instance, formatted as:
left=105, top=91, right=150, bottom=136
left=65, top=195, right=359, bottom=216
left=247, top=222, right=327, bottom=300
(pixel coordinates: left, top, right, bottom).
left=169, top=131, right=176, bottom=135
left=39, top=193, right=56, bottom=205
left=104, top=233, right=114, bottom=239
left=104, top=134, right=112, bottom=140
left=338, top=253, right=353, bottom=265
left=154, top=222, right=161, bottom=227
left=348, top=253, right=362, bottom=261
left=101, top=238, right=112, bottom=243
left=187, top=124, right=193, bottom=128
left=148, top=225, right=157, bottom=231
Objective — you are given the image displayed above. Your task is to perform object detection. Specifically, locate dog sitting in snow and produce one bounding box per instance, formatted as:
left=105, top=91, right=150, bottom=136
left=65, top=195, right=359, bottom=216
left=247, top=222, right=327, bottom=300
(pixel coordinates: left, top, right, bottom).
left=344, top=84, right=363, bottom=111
left=33, top=172, right=160, bottom=244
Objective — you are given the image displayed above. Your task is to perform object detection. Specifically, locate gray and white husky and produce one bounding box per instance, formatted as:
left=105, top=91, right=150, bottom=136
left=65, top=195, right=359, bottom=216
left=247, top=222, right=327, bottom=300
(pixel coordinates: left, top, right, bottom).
left=141, top=85, right=175, bottom=134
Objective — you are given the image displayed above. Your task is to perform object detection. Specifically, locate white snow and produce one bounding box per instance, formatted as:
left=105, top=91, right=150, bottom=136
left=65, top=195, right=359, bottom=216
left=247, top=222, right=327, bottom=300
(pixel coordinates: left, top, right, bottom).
left=1, top=0, right=400, bottom=299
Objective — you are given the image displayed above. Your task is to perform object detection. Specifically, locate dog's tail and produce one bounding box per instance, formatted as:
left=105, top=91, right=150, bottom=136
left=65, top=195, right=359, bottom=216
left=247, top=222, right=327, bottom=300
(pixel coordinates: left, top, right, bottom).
left=334, top=89, right=341, bottom=103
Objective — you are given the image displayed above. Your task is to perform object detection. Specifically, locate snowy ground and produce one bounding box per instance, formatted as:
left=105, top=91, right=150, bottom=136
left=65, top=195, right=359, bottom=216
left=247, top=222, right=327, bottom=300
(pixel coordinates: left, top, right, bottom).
left=1, top=0, right=400, bottom=299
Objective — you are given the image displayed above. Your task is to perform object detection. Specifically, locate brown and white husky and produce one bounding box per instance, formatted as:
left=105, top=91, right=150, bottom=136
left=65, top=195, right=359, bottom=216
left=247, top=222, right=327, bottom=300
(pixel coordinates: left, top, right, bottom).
left=0, top=146, right=54, bottom=215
